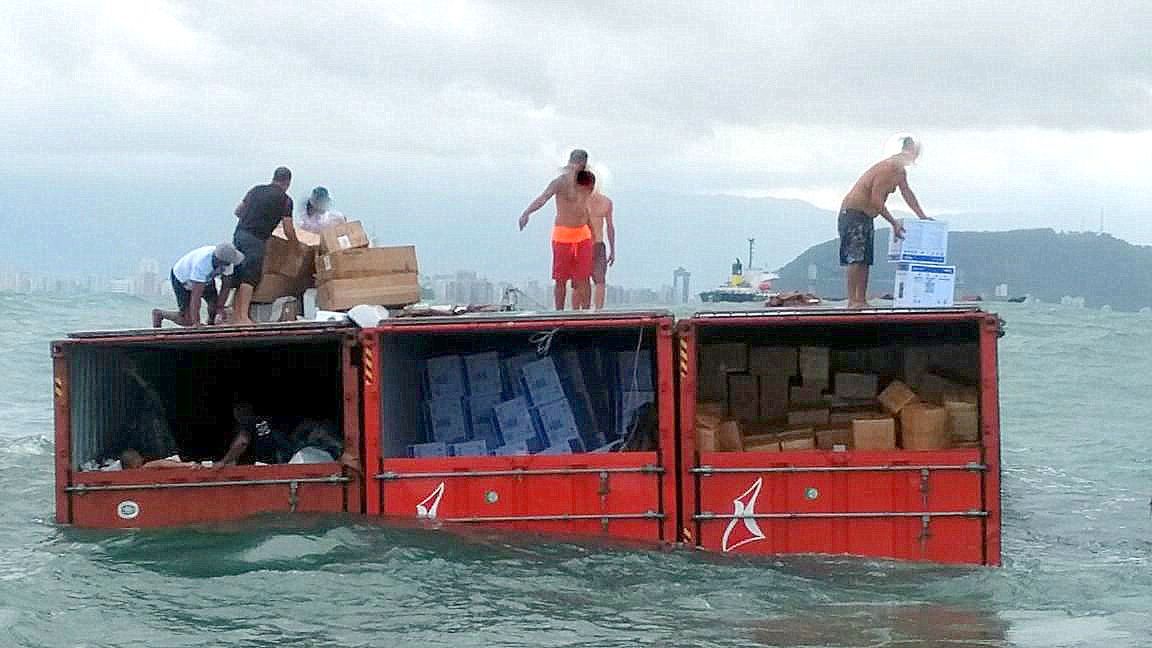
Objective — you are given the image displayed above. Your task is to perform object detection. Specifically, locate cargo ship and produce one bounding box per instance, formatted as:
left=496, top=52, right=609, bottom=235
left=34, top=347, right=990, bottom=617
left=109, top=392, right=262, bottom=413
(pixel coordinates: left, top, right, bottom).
left=699, top=239, right=779, bottom=303
left=52, top=307, right=1003, bottom=566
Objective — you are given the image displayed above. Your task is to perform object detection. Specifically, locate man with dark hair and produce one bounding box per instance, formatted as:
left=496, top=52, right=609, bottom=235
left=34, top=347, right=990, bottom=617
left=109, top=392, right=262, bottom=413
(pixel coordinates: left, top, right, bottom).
left=518, top=150, right=594, bottom=310
left=582, top=170, right=615, bottom=310
left=838, top=136, right=931, bottom=308
left=217, top=167, right=298, bottom=325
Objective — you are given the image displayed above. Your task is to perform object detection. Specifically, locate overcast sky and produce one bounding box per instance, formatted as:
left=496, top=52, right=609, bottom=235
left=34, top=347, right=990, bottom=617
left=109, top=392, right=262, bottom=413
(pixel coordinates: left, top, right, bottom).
left=2, top=1, right=1150, bottom=284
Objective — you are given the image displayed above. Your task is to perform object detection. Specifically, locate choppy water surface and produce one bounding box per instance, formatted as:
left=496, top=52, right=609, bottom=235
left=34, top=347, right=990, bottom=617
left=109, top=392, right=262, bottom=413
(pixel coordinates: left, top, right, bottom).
left=0, top=293, right=1148, bottom=647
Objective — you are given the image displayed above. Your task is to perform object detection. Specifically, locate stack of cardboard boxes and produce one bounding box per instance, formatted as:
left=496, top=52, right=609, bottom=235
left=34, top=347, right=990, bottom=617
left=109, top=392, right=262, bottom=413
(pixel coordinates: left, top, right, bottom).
left=408, top=349, right=655, bottom=458
left=696, top=343, right=980, bottom=453
left=889, top=219, right=955, bottom=308
left=251, top=233, right=316, bottom=304
left=314, top=221, right=421, bottom=311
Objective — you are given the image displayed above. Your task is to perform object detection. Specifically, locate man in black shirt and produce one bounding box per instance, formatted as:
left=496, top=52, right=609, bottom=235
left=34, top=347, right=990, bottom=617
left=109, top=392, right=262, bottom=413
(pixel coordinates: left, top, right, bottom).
left=217, top=166, right=299, bottom=325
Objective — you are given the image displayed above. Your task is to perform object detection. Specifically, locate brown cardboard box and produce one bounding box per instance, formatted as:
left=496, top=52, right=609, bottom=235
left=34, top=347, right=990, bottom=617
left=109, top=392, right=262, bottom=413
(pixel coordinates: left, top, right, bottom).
left=779, top=433, right=816, bottom=451
left=901, top=404, right=950, bottom=450
left=263, top=235, right=316, bottom=280
left=790, top=385, right=824, bottom=406
left=798, top=346, right=830, bottom=390
left=743, top=434, right=781, bottom=453
left=944, top=401, right=980, bottom=442
left=698, top=343, right=746, bottom=402
left=718, top=420, right=744, bottom=452
left=726, top=373, right=760, bottom=421
left=816, top=427, right=851, bottom=451
left=919, top=372, right=977, bottom=404
left=251, top=272, right=312, bottom=304
left=748, top=347, right=797, bottom=376
left=878, top=380, right=919, bottom=415
left=316, top=245, right=418, bottom=281
left=834, top=372, right=879, bottom=399
left=851, top=416, right=896, bottom=449
left=319, top=220, right=370, bottom=255
left=696, top=403, right=724, bottom=452
left=315, top=273, right=420, bottom=311
left=758, top=373, right=790, bottom=420
left=830, top=408, right=884, bottom=425
left=787, top=408, right=829, bottom=427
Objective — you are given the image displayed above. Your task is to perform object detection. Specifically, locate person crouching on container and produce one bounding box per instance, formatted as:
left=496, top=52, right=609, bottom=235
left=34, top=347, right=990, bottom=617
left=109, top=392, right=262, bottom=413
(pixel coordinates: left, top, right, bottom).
left=298, top=186, right=347, bottom=233
left=151, top=243, right=244, bottom=328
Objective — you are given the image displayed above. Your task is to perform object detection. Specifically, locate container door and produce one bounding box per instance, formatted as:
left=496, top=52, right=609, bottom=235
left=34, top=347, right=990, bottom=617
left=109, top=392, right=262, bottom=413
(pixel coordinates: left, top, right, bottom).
left=379, top=453, right=664, bottom=540
left=692, top=450, right=988, bottom=564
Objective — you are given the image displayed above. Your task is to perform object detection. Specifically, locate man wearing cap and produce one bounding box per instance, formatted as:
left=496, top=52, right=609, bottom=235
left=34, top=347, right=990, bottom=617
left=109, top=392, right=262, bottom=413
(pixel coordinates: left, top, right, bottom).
left=519, top=149, right=594, bottom=310
left=217, top=166, right=297, bottom=325
left=152, top=243, right=244, bottom=327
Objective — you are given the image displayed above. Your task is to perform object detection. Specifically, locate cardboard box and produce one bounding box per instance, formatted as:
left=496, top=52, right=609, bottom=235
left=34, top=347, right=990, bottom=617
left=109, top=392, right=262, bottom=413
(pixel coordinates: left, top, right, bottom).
left=464, top=352, right=504, bottom=397
left=748, top=347, right=797, bottom=376
left=467, top=392, right=503, bottom=433
left=834, top=372, right=879, bottom=399
left=696, top=402, right=724, bottom=453
left=426, top=355, right=466, bottom=401
left=894, top=263, right=956, bottom=308
left=851, top=417, right=897, bottom=450
left=494, top=440, right=530, bottom=456
left=900, top=404, right=950, bottom=450
left=538, top=435, right=585, bottom=454
left=816, top=428, right=851, bottom=451
left=316, top=245, right=418, bottom=281
left=919, top=372, right=977, bottom=404
left=409, top=442, right=448, bottom=458
left=779, top=433, right=816, bottom=451
left=251, top=272, right=312, bottom=304
left=450, top=440, right=489, bottom=457
left=888, top=218, right=949, bottom=264
left=428, top=397, right=469, bottom=444
left=701, top=343, right=748, bottom=373
left=315, top=273, right=420, bottom=311
left=878, top=380, right=919, bottom=415
left=743, top=434, right=781, bottom=453
left=726, top=373, right=760, bottom=421
left=535, top=398, right=580, bottom=446
left=829, top=407, right=884, bottom=425
left=758, top=373, right=790, bottom=420
left=717, top=420, right=744, bottom=452
left=522, top=357, right=566, bottom=406
left=263, top=235, right=317, bottom=279
left=787, top=408, right=829, bottom=427
left=790, top=385, right=824, bottom=405
left=494, top=397, right=540, bottom=446
left=319, top=220, right=370, bottom=255
left=798, top=346, right=830, bottom=389
left=945, top=401, right=980, bottom=442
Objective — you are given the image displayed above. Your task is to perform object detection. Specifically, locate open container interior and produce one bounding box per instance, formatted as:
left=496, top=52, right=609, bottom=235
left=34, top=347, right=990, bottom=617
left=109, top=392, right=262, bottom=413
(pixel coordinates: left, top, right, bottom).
left=68, top=337, right=346, bottom=470
left=694, top=318, right=983, bottom=454
left=378, top=324, right=660, bottom=460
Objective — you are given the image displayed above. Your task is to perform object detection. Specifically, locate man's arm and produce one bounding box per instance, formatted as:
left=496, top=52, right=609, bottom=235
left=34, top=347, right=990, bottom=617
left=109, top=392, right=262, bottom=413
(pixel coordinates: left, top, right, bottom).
left=281, top=216, right=299, bottom=243
left=519, top=178, right=560, bottom=230
left=185, top=282, right=207, bottom=325
left=218, top=427, right=249, bottom=467
left=897, top=174, right=930, bottom=220
left=879, top=205, right=906, bottom=239
left=605, top=199, right=616, bottom=266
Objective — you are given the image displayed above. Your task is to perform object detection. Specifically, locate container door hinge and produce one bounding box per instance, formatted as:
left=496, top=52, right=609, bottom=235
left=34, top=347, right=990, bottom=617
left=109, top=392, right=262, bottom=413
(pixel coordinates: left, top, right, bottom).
left=918, top=514, right=932, bottom=554
left=919, top=468, right=931, bottom=512
left=599, top=471, right=610, bottom=533
left=289, top=480, right=299, bottom=513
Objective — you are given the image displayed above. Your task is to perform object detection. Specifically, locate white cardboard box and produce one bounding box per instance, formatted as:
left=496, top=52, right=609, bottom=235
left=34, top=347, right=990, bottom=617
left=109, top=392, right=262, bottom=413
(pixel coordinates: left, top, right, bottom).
left=888, top=219, right=949, bottom=264
left=894, top=263, right=956, bottom=308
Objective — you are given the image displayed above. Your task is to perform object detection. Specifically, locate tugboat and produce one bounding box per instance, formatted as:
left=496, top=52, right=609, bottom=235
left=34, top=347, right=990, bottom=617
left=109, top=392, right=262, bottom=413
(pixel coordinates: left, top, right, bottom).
left=699, top=238, right=779, bottom=303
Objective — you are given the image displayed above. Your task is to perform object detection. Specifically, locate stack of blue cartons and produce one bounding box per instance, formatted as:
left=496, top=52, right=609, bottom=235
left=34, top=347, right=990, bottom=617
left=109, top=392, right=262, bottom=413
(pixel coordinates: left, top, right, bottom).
left=493, top=397, right=542, bottom=454
left=461, top=352, right=504, bottom=456
left=535, top=398, right=585, bottom=453
left=615, top=350, right=655, bottom=439
left=421, top=356, right=469, bottom=456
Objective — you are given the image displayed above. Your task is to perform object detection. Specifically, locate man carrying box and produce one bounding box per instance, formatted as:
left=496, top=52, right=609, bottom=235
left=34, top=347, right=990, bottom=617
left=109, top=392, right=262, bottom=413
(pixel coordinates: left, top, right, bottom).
left=838, top=136, right=932, bottom=309
left=217, top=166, right=299, bottom=325
left=151, top=243, right=244, bottom=328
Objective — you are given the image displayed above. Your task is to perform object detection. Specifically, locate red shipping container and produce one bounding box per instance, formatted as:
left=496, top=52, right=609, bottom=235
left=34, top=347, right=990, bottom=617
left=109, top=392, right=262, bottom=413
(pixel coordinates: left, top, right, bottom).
left=677, top=308, right=1002, bottom=566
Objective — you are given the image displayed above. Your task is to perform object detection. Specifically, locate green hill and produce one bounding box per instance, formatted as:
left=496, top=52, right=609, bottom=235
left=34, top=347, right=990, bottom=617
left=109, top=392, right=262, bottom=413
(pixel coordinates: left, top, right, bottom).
left=776, top=228, right=1152, bottom=311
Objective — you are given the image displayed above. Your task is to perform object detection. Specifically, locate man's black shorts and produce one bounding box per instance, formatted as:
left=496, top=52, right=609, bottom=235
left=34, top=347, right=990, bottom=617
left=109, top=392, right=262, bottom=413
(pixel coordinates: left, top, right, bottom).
left=838, top=209, right=875, bottom=266
left=233, top=229, right=267, bottom=286
left=171, top=271, right=219, bottom=315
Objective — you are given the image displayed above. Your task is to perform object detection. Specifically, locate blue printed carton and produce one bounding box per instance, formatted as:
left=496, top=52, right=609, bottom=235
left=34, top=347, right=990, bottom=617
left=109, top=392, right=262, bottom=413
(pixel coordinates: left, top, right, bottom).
left=534, top=398, right=580, bottom=447
left=464, top=352, right=504, bottom=396
left=408, top=442, right=448, bottom=458
left=521, top=357, right=566, bottom=405
left=426, top=355, right=466, bottom=401
left=450, top=440, right=489, bottom=457
left=428, top=397, right=469, bottom=444
left=493, top=397, right=541, bottom=446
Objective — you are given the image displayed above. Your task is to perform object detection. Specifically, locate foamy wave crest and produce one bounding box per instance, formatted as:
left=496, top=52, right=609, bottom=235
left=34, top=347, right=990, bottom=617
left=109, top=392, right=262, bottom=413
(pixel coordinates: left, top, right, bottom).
left=0, top=435, right=53, bottom=456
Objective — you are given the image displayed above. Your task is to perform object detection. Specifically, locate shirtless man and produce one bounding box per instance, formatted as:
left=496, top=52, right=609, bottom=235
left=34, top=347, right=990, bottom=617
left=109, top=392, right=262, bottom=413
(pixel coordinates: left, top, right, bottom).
left=583, top=171, right=615, bottom=310
left=518, top=149, right=594, bottom=310
left=838, top=136, right=931, bottom=308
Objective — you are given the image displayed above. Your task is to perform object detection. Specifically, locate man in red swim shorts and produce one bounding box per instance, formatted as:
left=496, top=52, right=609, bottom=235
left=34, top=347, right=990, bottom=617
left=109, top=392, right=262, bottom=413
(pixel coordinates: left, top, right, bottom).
left=519, top=150, right=594, bottom=310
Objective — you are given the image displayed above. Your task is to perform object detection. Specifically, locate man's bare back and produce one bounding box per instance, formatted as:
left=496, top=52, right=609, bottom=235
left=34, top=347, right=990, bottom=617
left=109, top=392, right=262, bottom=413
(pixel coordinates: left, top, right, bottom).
left=588, top=193, right=612, bottom=241
left=551, top=172, right=591, bottom=228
